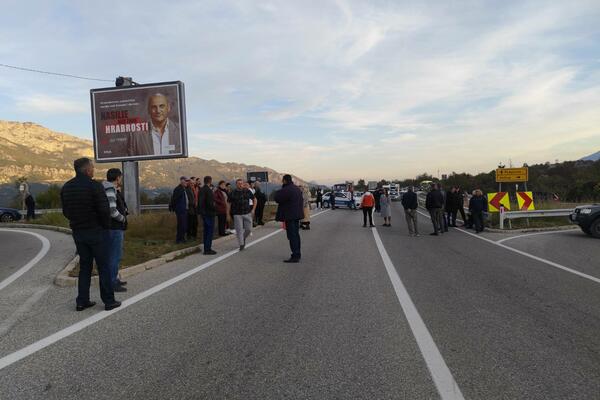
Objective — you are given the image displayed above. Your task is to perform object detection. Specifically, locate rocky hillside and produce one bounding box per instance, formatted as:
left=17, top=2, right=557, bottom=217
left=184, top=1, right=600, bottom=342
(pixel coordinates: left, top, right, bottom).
left=0, top=120, right=307, bottom=188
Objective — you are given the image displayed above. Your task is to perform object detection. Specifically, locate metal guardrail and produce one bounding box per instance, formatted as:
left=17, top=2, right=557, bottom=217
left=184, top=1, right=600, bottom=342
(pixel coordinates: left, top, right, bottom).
left=499, top=209, right=571, bottom=230
left=417, top=193, right=573, bottom=230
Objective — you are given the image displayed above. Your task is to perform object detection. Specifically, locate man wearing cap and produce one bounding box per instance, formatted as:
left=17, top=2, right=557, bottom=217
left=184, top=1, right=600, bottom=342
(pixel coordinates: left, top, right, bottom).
left=169, top=176, right=193, bottom=243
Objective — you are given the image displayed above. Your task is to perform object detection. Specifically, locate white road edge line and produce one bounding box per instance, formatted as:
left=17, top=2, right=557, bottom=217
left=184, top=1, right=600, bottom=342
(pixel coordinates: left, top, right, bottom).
left=0, top=209, right=330, bottom=371
left=496, top=230, right=575, bottom=244
left=415, top=209, right=600, bottom=285
left=0, top=229, right=51, bottom=292
left=372, top=227, right=465, bottom=400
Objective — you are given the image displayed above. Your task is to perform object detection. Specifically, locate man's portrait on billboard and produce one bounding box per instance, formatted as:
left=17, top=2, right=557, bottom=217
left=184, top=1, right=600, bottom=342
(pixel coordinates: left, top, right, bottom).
left=128, top=93, right=182, bottom=156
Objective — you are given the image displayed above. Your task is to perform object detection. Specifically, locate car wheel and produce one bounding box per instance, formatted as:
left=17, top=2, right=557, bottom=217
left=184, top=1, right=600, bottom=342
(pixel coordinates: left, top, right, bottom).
left=590, top=219, right=600, bottom=239
left=323, top=201, right=329, bottom=208
left=0, top=213, right=14, bottom=222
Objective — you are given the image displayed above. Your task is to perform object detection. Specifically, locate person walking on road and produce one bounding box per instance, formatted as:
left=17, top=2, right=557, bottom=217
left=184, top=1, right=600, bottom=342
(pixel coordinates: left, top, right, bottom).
left=275, top=174, right=304, bottom=263
left=360, top=191, right=375, bottom=227
left=214, top=180, right=230, bottom=237
left=102, top=168, right=128, bottom=293
left=169, top=177, right=192, bottom=244
left=380, top=188, right=392, bottom=227
left=61, top=157, right=120, bottom=312
left=425, top=183, right=445, bottom=236
left=374, top=187, right=382, bottom=213
left=229, top=178, right=256, bottom=251
left=469, top=189, right=487, bottom=233
left=401, top=186, right=419, bottom=236
left=329, top=189, right=336, bottom=210
left=198, top=176, right=217, bottom=255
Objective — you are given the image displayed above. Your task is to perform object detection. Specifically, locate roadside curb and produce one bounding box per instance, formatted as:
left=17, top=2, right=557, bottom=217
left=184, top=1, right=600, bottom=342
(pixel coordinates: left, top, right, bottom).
left=53, top=220, right=279, bottom=287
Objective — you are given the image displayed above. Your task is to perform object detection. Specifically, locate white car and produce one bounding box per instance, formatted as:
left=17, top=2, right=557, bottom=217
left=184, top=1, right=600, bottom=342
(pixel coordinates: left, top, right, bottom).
left=323, top=192, right=357, bottom=209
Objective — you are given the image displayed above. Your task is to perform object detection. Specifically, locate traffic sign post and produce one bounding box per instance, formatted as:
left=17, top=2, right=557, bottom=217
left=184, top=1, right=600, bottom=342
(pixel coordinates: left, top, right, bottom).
left=496, top=167, right=528, bottom=183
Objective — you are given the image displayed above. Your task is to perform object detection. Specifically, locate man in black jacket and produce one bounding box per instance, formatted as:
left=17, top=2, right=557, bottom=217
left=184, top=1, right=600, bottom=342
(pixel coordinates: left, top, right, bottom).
left=25, top=192, right=35, bottom=221
left=425, top=183, right=445, bottom=235
left=254, top=183, right=267, bottom=226
left=61, top=158, right=120, bottom=312
left=275, top=174, right=304, bottom=263
left=169, top=177, right=192, bottom=243
left=198, top=176, right=217, bottom=255
left=401, top=187, right=419, bottom=236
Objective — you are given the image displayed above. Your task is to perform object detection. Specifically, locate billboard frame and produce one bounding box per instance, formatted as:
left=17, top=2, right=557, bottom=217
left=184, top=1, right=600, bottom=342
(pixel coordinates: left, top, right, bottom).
left=90, top=80, right=188, bottom=163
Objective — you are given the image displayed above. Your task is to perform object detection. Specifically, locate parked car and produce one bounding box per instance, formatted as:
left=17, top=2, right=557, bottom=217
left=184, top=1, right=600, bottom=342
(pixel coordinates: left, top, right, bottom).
left=323, top=192, right=356, bottom=209
left=570, top=204, right=600, bottom=238
left=0, top=207, right=23, bottom=223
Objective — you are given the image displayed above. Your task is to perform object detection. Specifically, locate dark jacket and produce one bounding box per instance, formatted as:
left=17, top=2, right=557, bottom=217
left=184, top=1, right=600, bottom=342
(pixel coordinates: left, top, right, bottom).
left=255, top=187, right=267, bottom=205
left=469, top=195, right=488, bottom=213
left=170, top=185, right=190, bottom=214
left=25, top=194, right=35, bottom=209
left=198, top=185, right=216, bottom=217
left=61, top=173, right=111, bottom=230
left=274, top=182, right=304, bottom=221
left=445, top=191, right=458, bottom=212
left=113, top=190, right=128, bottom=230
left=425, top=189, right=444, bottom=209
left=401, top=191, right=418, bottom=210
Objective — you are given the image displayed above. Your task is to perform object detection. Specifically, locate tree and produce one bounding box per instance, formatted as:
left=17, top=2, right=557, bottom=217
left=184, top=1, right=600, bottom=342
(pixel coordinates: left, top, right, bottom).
left=36, top=184, right=62, bottom=209
left=356, top=179, right=367, bottom=191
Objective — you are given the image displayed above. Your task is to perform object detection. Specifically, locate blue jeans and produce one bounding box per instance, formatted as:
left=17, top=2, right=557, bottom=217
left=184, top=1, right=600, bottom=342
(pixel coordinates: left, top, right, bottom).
left=108, top=229, right=124, bottom=286
left=203, top=215, right=215, bottom=251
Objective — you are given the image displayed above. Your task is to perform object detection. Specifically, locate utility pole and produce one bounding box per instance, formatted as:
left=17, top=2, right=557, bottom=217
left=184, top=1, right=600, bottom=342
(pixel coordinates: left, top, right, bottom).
left=116, top=76, right=141, bottom=215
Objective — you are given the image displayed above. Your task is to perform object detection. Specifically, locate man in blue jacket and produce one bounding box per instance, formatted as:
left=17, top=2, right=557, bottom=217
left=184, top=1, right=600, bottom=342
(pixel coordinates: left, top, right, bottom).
left=275, top=174, right=304, bottom=263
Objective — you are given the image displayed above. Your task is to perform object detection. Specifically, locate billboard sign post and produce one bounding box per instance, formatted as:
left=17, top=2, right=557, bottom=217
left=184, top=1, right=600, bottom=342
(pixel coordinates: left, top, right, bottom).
left=90, top=80, right=188, bottom=214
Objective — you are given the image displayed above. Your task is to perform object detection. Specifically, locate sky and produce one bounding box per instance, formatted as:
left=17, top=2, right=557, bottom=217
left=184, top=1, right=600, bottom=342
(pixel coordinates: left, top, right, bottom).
left=1, top=0, right=599, bottom=184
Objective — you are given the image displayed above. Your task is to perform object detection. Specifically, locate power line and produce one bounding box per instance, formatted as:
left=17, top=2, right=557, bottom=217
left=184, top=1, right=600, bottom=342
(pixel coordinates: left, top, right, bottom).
left=0, top=63, right=113, bottom=82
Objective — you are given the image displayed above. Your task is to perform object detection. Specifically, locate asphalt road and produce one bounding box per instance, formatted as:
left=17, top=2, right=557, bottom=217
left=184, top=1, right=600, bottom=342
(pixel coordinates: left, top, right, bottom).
left=0, top=207, right=599, bottom=399
left=0, top=230, right=43, bottom=282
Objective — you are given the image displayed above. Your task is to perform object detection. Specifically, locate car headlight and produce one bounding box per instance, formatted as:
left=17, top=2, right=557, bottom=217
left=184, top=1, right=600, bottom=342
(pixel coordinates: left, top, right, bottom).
left=580, top=208, right=592, bottom=214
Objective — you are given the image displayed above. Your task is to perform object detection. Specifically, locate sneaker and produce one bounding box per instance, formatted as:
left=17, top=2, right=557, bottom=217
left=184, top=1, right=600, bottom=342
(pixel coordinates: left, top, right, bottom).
left=203, top=249, right=217, bottom=255
left=430, top=232, right=439, bottom=236
left=76, top=301, right=96, bottom=311
left=239, top=245, right=245, bottom=251
left=105, top=301, right=122, bottom=311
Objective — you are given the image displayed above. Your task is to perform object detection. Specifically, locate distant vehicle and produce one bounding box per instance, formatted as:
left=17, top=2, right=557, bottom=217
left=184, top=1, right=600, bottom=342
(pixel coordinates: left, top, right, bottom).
left=353, top=191, right=364, bottom=208
left=323, top=192, right=356, bottom=209
left=570, top=204, right=600, bottom=238
left=0, top=207, right=23, bottom=223
left=367, top=181, right=378, bottom=191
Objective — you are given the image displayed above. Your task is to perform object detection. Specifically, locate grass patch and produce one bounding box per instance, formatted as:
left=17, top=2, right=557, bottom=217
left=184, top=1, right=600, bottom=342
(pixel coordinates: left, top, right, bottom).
left=28, top=213, right=70, bottom=228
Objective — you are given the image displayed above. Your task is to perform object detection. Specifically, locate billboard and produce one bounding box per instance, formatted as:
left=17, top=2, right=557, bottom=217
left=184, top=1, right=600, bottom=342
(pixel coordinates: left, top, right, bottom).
left=90, top=81, right=188, bottom=162
left=495, top=167, right=528, bottom=182
left=247, top=171, right=269, bottom=183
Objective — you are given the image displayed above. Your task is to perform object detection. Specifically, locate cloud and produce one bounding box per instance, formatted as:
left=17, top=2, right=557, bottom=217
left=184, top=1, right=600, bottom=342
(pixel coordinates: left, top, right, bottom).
left=16, top=94, right=87, bottom=114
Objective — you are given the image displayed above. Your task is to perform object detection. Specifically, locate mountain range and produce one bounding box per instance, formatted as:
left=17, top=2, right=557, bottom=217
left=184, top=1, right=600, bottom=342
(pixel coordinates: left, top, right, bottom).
left=581, top=151, right=600, bottom=162
left=0, top=120, right=307, bottom=190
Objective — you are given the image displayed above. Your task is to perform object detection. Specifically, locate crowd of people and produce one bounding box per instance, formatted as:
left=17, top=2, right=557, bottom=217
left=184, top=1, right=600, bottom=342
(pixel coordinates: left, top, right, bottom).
left=60, top=158, right=307, bottom=312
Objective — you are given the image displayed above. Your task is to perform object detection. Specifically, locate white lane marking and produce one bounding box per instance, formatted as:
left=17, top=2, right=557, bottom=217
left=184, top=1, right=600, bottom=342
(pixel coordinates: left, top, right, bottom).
left=0, top=229, right=51, bottom=292
left=415, top=210, right=600, bottom=285
left=0, top=286, right=50, bottom=336
left=372, top=227, right=465, bottom=400
left=496, top=229, right=577, bottom=244
left=0, top=210, right=330, bottom=371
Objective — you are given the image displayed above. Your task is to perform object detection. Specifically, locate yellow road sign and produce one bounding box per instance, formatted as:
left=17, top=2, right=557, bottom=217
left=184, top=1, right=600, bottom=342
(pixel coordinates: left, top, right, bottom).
left=487, top=192, right=510, bottom=212
left=517, top=191, right=535, bottom=211
left=495, top=167, right=528, bottom=182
